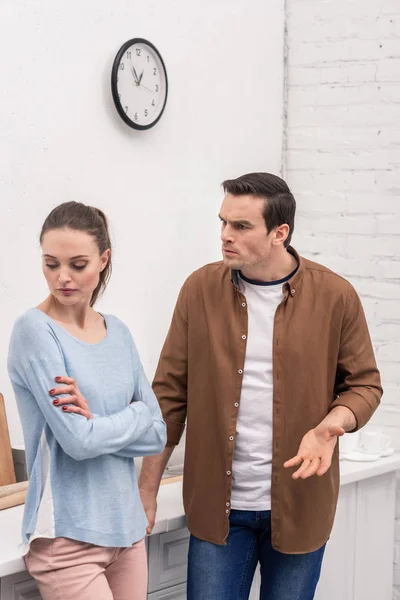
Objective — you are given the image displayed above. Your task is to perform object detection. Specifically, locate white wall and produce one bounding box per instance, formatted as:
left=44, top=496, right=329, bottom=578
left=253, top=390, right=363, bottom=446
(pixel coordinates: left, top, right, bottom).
left=0, top=1, right=285, bottom=444
left=284, top=0, right=400, bottom=595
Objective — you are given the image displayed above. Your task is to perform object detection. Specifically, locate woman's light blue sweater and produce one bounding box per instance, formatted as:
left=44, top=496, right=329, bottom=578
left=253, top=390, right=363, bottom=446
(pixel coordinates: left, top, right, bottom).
left=7, top=308, right=166, bottom=548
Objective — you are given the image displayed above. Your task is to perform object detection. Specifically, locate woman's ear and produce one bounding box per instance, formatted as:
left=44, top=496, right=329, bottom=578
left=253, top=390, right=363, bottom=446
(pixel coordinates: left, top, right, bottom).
left=100, top=248, right=111, bottom=272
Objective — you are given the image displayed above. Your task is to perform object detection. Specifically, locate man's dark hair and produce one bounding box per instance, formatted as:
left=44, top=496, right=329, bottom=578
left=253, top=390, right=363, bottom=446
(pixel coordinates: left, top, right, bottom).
left=222, top=172, right=296, bottom=248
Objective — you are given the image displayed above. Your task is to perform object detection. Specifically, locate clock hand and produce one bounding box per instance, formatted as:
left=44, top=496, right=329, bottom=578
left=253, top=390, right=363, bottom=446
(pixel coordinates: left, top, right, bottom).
left=139, top=83, right=155, bottom=94
left=130, top=59, right=140, bottom=84
left=138, top=70, right=144, bottom=85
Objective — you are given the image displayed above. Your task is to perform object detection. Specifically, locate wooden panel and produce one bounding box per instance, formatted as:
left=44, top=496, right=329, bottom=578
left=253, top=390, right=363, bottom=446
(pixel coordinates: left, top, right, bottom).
left=148, top=528, right=190, bottom=593
left=354, top=472, right=396, bottom=600
left=147, top=583, right=186, bottom=599
left=1, top=571, right=42, bottom=600
left=160, top=475, right=183, bottom=486
left=314, top=483, right=357, bottom=600
left=0, top=482, right=28, bottom=511
left=0, top=395, right=16, bottom=487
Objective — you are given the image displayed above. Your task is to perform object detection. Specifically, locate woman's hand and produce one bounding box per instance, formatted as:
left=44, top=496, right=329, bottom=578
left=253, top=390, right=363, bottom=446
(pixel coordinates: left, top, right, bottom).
left=49, top=376, right=93, bottom=419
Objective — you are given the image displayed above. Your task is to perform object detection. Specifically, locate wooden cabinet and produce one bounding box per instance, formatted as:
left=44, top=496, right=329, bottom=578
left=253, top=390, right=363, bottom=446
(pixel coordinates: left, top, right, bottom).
left=0, top=470, right=397, bottom=600
left=147, top=529, right=190, bottom=593
left=0, top=571, right=41, bottom=600
left=353, top=472, right=396, bottom=600
left=314, top=483, right=357, bottom=600
left=148, top=584, right=186, bottom=599
left=314, top=470, right=395, bottom=600
left=249, top=565, right=261, bottom=600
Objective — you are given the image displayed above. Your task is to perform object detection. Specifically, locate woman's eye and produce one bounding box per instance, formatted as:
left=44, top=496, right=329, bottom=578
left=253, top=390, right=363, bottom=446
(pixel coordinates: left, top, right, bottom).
left=72, top=264, right=87, bottom=270
left=45, top=264, right=58, bottom=269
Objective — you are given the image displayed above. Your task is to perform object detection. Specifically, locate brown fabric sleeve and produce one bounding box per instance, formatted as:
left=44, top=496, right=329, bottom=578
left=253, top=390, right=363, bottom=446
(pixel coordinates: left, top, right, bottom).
left=331, top=285, right=383, bottom=430
left=152, top=278, right=189, bottom=446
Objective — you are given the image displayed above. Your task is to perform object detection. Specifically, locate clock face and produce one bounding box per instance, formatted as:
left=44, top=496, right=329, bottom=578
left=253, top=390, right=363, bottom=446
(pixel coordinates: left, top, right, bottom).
left=111, top=38, right=168, bottom=130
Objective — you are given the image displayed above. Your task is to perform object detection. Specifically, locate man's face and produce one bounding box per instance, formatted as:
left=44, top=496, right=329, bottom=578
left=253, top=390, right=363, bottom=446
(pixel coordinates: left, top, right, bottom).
left=219, top=193, right=274, bottom=271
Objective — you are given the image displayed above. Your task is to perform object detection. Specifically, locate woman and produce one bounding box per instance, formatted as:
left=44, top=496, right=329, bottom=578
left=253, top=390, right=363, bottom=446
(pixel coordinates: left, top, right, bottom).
left=8, top=201, right=166, bottom=600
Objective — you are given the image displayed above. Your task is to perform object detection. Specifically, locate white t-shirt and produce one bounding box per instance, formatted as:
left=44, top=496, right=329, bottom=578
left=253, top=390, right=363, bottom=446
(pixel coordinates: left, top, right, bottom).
left=231, top=269, right=295, bottom=511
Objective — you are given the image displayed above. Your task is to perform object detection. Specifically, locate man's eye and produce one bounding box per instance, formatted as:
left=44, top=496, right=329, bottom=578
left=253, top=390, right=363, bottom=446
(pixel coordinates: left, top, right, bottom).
left=237, top=224, right=247, bottom=230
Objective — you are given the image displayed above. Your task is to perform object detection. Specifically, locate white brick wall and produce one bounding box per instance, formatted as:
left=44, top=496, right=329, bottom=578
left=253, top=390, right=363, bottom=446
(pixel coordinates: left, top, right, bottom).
left=284, top=0, right=400, bottom=595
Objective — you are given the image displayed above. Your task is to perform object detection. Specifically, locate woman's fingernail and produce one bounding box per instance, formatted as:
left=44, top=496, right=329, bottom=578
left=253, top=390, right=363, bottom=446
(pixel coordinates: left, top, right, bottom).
left=53, top=399, right=59, bottom=406
left=62, top=406, right=68, bottom=412
left=49, top=389, right=55, bottom=395
left=55, top=377, right=62, bottom=382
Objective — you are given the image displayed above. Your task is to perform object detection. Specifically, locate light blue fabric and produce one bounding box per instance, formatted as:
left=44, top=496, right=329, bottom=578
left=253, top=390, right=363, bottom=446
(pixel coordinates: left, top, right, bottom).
left=7, top=308, right=166, bottom=547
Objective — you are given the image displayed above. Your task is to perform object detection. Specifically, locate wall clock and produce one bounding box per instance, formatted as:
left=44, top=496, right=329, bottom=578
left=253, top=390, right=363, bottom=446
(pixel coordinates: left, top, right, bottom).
left=111, top=38, right=168, bottom=130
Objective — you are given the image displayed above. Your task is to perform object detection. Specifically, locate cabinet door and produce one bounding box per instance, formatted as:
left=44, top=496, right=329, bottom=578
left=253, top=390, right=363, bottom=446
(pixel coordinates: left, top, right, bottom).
left=148, top=528, right=190, bottom=593
left=147, top=583, right=186, bottom=599
left=314, top=483, right=357, bottom=600
left=1, top=571, right=42, bottom=600
left=354, top=472, right=396, bottom=600
left=249, top=564, right=261, bottom=600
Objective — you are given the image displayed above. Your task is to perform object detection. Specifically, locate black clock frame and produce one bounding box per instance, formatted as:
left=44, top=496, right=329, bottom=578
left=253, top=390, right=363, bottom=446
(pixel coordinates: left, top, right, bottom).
left=111, top=38, right=168, bottom=131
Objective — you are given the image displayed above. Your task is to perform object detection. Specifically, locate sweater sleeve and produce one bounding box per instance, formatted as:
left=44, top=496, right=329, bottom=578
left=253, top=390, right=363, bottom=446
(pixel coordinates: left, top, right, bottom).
left=8, top=317, right=155, bottom=461
left=113, top=363, right=166, bottom=458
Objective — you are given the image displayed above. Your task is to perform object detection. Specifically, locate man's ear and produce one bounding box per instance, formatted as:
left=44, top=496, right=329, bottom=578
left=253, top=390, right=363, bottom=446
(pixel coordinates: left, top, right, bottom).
left=272, top=224, right=290, bottom=246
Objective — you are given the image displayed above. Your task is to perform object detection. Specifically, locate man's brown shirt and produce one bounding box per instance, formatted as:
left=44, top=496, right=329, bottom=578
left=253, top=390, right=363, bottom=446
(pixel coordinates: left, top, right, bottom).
left=153, top=248, right=382, bottom=553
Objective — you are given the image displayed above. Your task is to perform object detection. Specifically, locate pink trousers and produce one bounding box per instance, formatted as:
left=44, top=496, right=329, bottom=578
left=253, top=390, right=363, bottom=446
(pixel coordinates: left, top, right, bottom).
left=26, top=536, right=148, bottom=600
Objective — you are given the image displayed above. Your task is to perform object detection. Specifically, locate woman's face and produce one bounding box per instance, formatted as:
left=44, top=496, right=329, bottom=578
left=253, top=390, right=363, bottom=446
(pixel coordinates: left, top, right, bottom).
left=41, top=227, right=110, bottom=306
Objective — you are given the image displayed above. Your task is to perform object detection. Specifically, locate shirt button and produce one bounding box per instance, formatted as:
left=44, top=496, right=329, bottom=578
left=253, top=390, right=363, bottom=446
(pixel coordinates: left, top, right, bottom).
left=234, top=403, right=239, bottom=407
left=242, top=335, right=247, bottom=340
left=242, top=302, right=246, bottom=307
left=226, top=502, right=230, bottom=507
left=238, top=369, right=243, bottom=374
left=225, top=509, right=230, bottom=514
left=226, top=470, right=232, bottom=476
left=229, top=436, right=234, bottom=441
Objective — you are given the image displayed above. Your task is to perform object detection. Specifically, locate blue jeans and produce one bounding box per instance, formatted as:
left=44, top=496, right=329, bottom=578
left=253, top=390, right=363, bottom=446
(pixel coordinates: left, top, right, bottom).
left=187, top=510, right=326, bottom=600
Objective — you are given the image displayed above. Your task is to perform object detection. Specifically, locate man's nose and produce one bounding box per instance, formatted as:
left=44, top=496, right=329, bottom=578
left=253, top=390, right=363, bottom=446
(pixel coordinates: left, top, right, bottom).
left=221, top=226, right=234, bottom=243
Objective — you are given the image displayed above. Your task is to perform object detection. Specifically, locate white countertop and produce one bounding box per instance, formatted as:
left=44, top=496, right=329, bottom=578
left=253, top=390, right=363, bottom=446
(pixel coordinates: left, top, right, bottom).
left=1, top=453, right=400, bottom=578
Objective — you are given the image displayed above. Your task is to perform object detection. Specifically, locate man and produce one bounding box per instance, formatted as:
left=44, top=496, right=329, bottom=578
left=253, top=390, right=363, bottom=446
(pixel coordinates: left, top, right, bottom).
left=139, top=172, right=382, bottom=600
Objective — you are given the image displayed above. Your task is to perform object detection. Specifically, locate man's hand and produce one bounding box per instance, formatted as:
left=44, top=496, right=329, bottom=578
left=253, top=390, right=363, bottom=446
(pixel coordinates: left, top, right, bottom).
left=138, top=447, right=174, bottom=534
left=140, top=489, right=158, bottom=534
left=49, top=376, right=92, bottom=419
left=284, top=423, right=345, bottom=479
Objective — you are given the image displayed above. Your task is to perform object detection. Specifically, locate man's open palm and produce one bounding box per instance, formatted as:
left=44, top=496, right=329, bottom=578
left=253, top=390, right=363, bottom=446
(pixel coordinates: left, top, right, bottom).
left=284, top=423, right=345, bottom=479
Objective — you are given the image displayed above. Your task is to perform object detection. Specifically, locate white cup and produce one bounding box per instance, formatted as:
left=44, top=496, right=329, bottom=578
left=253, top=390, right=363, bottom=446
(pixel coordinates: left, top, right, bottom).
left=339, top=431, right=360, bottom=455
left=359, top=430, right=391, bottom=455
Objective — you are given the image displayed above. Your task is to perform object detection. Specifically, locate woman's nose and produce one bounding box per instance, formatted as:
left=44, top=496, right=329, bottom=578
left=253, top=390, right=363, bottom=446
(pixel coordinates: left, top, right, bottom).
left=58, top=270, right=72, bottom=285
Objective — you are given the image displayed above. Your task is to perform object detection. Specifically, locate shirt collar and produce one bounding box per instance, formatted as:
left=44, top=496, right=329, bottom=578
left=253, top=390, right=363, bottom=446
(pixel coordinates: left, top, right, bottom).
left=231, top=246, right=304, bottom=294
